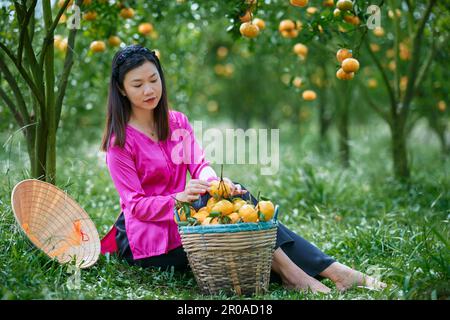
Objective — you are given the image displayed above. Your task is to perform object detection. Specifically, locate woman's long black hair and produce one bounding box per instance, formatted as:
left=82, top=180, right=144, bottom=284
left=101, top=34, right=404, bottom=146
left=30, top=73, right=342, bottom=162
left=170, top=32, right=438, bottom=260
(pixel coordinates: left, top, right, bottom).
left=100, top=45, right=169, bottom=152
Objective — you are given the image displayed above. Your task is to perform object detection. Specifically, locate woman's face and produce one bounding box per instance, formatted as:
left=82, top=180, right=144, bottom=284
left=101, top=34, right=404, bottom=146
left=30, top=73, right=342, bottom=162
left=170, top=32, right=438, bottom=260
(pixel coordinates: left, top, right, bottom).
left=121, top=60, right=162, bottom=112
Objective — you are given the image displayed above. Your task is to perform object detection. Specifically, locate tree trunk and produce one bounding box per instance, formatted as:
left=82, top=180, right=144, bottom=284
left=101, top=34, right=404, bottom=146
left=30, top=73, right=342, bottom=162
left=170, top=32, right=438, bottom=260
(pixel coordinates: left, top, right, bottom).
left=318, top=86, right=331, bottom=154
left=25, top=119, right=36, bottom=175
left=43, top=0, right=56, bottom=184
left=390, top=117, right=410, bottom=179
left=337, top=101, right=350, bottom=168
left=34, top=120, right=48, bottom=180
left=435, top=126, right=450, bottom=158
left=336, top=81, right=350, bottom=168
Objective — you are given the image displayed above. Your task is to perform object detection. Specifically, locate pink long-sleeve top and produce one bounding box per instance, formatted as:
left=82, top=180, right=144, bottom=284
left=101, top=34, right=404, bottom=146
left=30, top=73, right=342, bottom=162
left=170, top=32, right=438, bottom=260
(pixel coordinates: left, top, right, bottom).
left=100, top=110, right=210, bottom=260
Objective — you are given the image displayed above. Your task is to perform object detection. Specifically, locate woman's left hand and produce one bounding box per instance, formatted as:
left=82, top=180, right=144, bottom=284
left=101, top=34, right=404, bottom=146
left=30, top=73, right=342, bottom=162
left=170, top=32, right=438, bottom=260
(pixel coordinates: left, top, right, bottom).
left=223, top=177, right=247, bottom=196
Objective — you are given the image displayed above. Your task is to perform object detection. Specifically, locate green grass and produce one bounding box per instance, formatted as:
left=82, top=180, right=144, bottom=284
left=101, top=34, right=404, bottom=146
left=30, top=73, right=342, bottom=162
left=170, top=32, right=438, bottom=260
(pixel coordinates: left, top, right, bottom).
left=0, top=119, right=449, bottom=300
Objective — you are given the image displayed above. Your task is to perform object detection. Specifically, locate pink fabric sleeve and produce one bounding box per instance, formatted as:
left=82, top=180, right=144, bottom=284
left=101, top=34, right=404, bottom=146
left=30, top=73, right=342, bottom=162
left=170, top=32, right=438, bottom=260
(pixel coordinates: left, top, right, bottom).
left=179, top=113, right=211, bottom=180
left=106, top=143, right=176, bottom=222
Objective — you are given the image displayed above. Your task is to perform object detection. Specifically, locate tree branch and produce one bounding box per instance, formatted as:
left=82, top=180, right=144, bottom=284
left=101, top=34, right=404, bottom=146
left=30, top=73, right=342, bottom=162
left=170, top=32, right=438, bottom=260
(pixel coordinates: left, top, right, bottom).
left=390, top=0, right=400, bottom=101
left=55, top=28, right=78, bottom=130
left=14, top=0, right=43, bottom=94
left=406, top=111, right=421, bottom=135
left=0, top=86, right=25, bottom=127
left=360, top=82, right=392, bottom=126
left=0, top=56, right=31, bottom=124
left=38, top=0, right=71, bottom=69
left=414, top=30, right=437, bottom=91
left=0, top=41, right=45, bottom=107
left=14, top=0, right=38, bottom=66
left=55, top=0, right=84, bottom=130
left=402, top=0, right=437, bottom=117
left=364, top=40, right=397, bottom=117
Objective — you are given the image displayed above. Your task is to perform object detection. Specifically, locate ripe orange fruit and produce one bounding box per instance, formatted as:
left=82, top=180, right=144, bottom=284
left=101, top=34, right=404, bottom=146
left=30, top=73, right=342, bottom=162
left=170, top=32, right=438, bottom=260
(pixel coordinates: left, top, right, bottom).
left=239, top=10, right=252, bottom=23
left=253, top=18, right=266, bottom=30
left=386, top=49, right=395, bottom=58
left=209, top=180, right=232, bottom=199
left=343, top=15, right=360, bottom=25
left=198, top=206, right=209, bottom=213
left=54, top=35, right=66, bottom=52
left=323, top=0, right=334, bottom=7
left=119, top=7, right=135, bottom=19
left=290, top=0, right=308, bottom=7
left=437, top=100, right=446, bottom=112
left=370, top=43, right=380, bottom=52
left=256, top=201, right=275, bottom=221
left=341, top=58, right=360, bottom=73
left=336, top=68, right=354, bottom=80
left=138, top=22, right=154, bottom=35
left=239, top=22, right=259, bottom=38
left=217, top=46, right=229, bottom=59
left=306, top=7, right=318, bottom=15
left=238, top=204, right=258, bottom=223
left=176, top=208, right=188, bottom=222
left=293, top=43, right=308, bottom=58
left=336, top=48, right=352, bottom=63
left=232, top=198, right=247, bottom=212
left=367, top=78, right=378, bottom=88
left=302, top=90, right=317, bottom=101
left=83, top=11, right=97, bottom=21
left=108, top=36, right=121, bottom=47
left=59, top=14, right=67, bottom=24
left=388, top=60, right=396, bottom=71
left=399, top=43, right=411, bottom=60
left=58, top=0, right=73, bottom=7
left=192, top=211, right=209, bottom=224
left=293, top=77, right=303, bottom=88
left=228, top=212, right=241, bottom=224
left=281, top=29, right=299, bottom=38
left=279, top=19, right=296, bottom=32
left=202, top=217, right=219, bottom=225
left=90, top=40, right=105, bottom=53
left=400, top=76, right=408, bottom=91
left=211, top=199, right=234, bottom=216
left=336, top=0, right=353, bottom=11
left=206, top=197, right=217, bottom=212
left=373, top=26, right=385, bottom=37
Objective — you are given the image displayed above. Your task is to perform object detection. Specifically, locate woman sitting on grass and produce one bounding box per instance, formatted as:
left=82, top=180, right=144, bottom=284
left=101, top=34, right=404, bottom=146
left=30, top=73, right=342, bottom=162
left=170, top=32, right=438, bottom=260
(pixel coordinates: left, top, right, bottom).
left=99, top=44, right=386, bottom=294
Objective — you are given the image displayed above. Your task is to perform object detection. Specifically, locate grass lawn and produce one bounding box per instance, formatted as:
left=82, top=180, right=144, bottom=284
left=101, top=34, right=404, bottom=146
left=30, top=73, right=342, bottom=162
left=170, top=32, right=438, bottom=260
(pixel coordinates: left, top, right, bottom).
left=1, top=119, right=448, bottom=300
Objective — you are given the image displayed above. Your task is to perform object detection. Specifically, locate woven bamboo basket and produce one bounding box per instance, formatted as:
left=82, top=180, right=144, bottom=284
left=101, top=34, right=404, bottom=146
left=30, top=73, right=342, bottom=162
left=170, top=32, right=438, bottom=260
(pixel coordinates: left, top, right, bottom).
left=10, top=179, right=100, bottom=268
left=175, top=206, right=279, bottom=296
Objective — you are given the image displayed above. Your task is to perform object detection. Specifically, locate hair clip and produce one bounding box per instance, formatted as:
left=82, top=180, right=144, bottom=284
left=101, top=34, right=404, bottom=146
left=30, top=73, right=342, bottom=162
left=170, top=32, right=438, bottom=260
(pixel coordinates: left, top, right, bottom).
left=113, top=45, right=157, bottom=79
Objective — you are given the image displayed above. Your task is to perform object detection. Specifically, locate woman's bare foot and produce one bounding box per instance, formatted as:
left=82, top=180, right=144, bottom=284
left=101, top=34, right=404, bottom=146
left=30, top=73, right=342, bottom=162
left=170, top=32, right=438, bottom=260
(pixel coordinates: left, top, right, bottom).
left=320, top=262, right=387, bottom=292
left=281, top=271, right=332, bottom=294
left=272, top=248, right=331, bottom=294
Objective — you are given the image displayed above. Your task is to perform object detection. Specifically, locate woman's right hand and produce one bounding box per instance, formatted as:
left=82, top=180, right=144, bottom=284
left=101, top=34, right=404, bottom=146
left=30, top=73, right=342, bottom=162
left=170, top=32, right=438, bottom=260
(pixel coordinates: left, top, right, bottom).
left=175, top=179, right=210, bottom=203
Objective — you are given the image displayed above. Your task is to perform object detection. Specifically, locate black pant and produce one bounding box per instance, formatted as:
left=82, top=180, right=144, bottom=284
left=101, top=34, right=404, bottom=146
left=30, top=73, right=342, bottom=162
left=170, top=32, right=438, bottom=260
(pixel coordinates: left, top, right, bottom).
left=115, top=184, right=335, bottom=281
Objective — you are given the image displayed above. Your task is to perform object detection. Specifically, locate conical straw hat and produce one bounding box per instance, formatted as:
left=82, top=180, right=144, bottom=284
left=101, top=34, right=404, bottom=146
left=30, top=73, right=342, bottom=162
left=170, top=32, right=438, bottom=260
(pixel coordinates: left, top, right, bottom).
left=11, top=179, right=100, bottom=268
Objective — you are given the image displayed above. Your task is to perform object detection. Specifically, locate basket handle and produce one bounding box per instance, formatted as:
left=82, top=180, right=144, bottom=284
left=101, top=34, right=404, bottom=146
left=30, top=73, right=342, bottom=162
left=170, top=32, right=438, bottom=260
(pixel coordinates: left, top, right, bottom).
left=273, top=205, right=280, bottom=222
left=173, top=207, right=181, bottom=223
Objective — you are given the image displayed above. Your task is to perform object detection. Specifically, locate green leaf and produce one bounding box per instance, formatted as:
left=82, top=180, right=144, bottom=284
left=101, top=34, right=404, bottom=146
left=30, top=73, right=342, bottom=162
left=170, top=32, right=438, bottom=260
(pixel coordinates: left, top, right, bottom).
left=258, top=211, right=266, bottom=221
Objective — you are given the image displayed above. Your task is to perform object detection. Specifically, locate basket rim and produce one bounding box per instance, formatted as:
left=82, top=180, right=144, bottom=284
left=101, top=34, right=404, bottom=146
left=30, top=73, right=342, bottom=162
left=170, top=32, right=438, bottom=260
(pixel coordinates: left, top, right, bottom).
left=179, top=219, right=278, bottom=234
left=175, top=203, right=280, bottom=234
